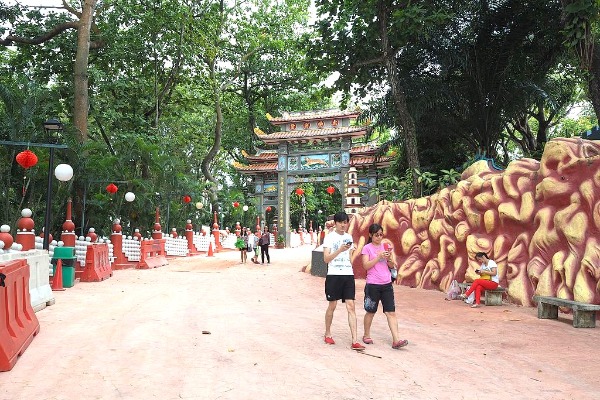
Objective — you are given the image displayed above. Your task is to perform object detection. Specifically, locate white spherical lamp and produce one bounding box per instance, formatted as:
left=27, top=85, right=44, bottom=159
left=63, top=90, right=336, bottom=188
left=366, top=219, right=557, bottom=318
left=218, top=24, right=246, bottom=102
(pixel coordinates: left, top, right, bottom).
left=242, top=205, right=249, bottom=212
left=54, top=164, right=73, bottom=181
left=195, top=202, right=203, bottom=210
left=125, top=192, right=135, bottom=202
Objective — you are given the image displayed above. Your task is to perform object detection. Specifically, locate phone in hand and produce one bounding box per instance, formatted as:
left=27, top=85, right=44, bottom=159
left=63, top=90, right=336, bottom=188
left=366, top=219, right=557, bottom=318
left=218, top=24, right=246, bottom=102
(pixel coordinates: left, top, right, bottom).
left=383, top=243, right=392, bottom=252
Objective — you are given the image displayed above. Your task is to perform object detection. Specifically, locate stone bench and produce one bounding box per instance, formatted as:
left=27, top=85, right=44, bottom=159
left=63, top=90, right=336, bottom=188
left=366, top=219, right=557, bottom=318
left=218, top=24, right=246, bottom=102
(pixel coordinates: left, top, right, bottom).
left=458, top=282, right=506, bottom=306
left=533, top=296, right=600, bottom=328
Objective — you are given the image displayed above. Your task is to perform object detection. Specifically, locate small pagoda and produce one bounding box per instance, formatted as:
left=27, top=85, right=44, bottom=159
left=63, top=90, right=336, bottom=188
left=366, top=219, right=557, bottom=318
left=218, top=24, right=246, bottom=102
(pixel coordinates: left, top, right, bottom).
left=233, top=108, right=393, bottom=239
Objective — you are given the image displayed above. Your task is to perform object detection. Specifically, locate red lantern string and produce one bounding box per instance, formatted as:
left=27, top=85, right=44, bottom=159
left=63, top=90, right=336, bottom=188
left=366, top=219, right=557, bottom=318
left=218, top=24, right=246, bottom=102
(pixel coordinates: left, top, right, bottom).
left=266, top=206, right=272, bottom=212
left=295, top=188, right=304, bottom=196
left=16, top=149, right=39, bottom=197
left=326, top=186, right=335, bottom=195
left=233, top=201, right=239, bottom=208
left=106, top=183, right=118, bottom=194
left=183, top=195, right=192, bottom=203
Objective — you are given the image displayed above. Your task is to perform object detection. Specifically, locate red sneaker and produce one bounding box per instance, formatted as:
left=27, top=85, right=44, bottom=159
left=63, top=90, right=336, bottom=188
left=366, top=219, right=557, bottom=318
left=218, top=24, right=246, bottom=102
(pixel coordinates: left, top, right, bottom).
left=324, top=336, right=335, bottom=345
left=351, top=342, right=365, bottom=351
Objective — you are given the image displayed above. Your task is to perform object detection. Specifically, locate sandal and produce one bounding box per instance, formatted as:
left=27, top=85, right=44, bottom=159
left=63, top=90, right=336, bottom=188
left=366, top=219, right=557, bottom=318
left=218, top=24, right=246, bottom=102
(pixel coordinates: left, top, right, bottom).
left=392, top=339, right=409, bottom=349
left=362, top=336, right=374, bottom=344
left=324, top=336, right=335, bottom=345
left=351, top=342, right=366, bottom=351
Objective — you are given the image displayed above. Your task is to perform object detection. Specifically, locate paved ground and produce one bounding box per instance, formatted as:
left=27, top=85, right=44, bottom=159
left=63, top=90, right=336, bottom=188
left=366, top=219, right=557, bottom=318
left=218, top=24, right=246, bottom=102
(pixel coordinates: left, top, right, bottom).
left=2, top=244, right=599, bottom=400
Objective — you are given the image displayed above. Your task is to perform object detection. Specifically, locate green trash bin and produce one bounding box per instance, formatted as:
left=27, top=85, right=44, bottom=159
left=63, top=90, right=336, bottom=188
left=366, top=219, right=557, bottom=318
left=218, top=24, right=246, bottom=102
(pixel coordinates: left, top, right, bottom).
left=52, top=247, right=77, bottom=288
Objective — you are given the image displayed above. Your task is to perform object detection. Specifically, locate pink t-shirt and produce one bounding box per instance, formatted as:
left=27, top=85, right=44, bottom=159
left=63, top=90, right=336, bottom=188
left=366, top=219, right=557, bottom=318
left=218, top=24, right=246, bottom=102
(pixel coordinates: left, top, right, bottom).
left=361, top=242, right=392, bottom=284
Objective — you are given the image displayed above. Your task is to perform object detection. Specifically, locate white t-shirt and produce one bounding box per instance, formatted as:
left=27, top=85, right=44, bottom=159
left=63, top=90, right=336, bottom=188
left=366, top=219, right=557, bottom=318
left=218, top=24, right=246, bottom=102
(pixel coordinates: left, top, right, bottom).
left=247, top=233, right=256, bottom=250
left=322, top=231, right=354, bottom=276
left=481, top=260, right=499, bottom=283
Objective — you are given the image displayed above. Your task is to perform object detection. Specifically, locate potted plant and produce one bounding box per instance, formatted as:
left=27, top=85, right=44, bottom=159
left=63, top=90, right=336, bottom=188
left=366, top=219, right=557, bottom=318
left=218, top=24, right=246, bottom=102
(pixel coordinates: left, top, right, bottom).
left=275, top=234, right=285, bottom=249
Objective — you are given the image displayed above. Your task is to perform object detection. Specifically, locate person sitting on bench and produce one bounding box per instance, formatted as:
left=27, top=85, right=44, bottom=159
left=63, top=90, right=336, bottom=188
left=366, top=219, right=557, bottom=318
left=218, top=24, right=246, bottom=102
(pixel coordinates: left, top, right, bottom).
left=460, top=252, right=499, bottom=308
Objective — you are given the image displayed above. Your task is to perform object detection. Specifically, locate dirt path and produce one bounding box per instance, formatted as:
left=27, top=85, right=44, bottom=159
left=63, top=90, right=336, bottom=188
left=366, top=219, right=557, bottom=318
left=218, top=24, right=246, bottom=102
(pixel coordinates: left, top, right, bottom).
left=2, top=245, right=599, bottom=400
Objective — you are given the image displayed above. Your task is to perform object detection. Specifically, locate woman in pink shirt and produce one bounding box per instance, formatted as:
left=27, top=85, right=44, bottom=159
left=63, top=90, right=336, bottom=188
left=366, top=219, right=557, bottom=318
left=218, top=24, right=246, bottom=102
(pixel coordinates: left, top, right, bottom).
left=361, top=223, right=408, bottom=349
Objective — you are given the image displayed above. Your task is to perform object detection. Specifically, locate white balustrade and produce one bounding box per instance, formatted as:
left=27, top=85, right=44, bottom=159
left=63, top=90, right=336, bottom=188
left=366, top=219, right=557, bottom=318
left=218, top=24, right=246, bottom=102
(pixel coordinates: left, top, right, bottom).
left=165, top=236, right=189, bottom=257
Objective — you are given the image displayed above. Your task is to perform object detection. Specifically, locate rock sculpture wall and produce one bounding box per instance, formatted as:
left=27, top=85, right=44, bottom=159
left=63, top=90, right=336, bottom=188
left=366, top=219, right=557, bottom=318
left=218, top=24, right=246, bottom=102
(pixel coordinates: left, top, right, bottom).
left=348, top=137, right=600, bottom=306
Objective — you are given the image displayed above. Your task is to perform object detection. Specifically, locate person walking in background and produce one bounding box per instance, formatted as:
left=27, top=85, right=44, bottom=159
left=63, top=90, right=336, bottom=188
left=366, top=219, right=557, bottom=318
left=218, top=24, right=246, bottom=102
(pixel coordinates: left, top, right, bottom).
left=259, top=226, right=271, bottom=264
left=322, top=211, right=365, bottom=351
left=316, top=226, right=323, bottom=247
left=360, top=223, right=408, bottom=350
left=247, top=228, right=259, bottom=264
left=252, top=231, right=260, bottom=264
left=240, top=229, right=249, bottom=264
left=460, top=252, right=499, bottom=308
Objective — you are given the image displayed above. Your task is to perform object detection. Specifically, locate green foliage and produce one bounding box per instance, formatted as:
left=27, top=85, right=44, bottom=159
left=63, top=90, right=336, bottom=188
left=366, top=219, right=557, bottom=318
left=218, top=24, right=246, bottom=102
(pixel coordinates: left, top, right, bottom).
left=288, top=183, right=342, bottom=230
left=234, top=237, right=245, bottom=249
left=550, top=104, right=598, bottom=139
left=561, top=0, right=599, bottom=52
left=372, top=167, right=462, bottom=201
left=369, top=169, right=413, bottom=202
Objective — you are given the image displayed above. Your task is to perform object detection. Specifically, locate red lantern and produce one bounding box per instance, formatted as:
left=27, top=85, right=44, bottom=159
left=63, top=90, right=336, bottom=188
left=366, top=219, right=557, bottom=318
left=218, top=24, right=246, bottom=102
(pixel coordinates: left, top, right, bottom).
left=15, top=149, right=38, bottom=169
left=106, top=183, right=118, bottom=194
left=266, top=206, right=272, bottom=212
left=295, top=188, right=305, bottom=196
left=326, top=185, right=335, bottom=195
left=233, top=201, right=239, bottom=208
left=183, top=195, right=192, bottom=203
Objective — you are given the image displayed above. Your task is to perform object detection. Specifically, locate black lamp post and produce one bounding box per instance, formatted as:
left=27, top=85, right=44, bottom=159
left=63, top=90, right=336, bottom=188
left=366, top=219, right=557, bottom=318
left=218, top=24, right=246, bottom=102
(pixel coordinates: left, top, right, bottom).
left=0, top=119, right=69, bottom=250
left=42, top=118, right=64, bottom=250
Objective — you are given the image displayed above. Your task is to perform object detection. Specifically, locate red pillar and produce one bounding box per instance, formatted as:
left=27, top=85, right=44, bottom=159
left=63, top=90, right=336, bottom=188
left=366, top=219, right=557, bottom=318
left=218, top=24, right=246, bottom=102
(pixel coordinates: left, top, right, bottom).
left=185, top=219, right=199, bottom=254
left=60, top=198, right=76, bottom=247
left=16, top=209, right=35, bottom=251
left=152, top=207, right=163, bottom=240
left=212, top=211, right=222, bottom=252
left=111, top=219, right=134, bottom=269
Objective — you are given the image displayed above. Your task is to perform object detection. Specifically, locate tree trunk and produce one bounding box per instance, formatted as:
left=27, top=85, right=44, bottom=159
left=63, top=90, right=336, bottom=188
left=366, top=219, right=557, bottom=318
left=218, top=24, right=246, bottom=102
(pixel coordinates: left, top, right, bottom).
left=378, top=2, right=420, bottom=198
left=72, top=0, right=97, bottom=142
left=200, top=59, right=223, bottom=214
left=242, top=71, right=257, bottom=148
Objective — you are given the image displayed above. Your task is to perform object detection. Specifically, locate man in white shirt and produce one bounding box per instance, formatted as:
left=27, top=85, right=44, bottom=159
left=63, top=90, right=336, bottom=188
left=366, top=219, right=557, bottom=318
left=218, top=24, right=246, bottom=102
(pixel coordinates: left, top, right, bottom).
left=322, top=212, right=365, bottom=351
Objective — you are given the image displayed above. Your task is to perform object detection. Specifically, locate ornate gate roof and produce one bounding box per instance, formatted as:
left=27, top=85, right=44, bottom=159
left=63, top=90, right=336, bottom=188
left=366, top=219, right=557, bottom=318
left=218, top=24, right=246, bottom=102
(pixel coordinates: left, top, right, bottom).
left=233, top=109, right=394, bottom=173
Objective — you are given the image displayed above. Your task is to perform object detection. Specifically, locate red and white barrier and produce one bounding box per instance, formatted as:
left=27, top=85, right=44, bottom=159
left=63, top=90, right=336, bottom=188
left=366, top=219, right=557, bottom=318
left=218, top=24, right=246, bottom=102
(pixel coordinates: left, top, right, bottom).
left=80, top=243, right=113, bottom=282
left=0, top=259, right=40, bottom=371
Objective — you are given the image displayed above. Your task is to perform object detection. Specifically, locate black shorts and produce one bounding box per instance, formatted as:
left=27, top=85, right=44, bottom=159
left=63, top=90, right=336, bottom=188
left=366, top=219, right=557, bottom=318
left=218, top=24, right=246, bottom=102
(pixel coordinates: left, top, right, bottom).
left=325, top=275, right=355, bottom=303
left=364, top=283, right=395, bottom=313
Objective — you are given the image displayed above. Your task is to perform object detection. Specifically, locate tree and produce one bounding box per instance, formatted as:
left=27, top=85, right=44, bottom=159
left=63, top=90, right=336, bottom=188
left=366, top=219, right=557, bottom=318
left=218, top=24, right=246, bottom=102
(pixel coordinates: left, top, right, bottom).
left=1, top=0, right=101, bottom=140
left=309, top=0, right=449, bottom=197
left=504, top=67, right=582, bottom=158
left=397, top=0, right=565, bottom=161
left=559, top=0, right=600, bottom=120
